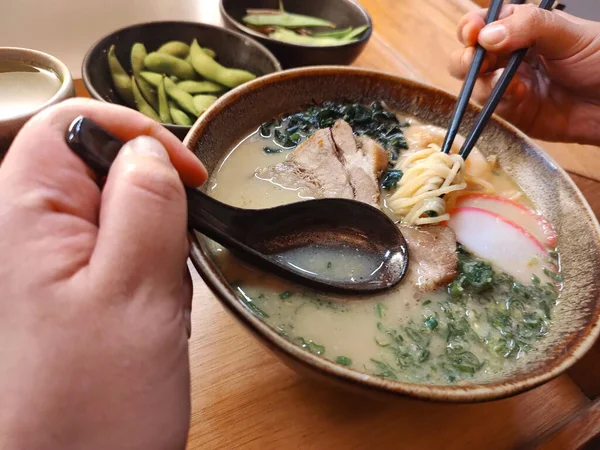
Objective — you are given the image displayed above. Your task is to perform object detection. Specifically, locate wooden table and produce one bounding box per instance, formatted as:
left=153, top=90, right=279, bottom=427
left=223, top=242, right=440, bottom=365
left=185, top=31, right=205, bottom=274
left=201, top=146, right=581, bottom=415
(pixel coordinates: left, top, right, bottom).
left=75, top=0, right=600, bottom=447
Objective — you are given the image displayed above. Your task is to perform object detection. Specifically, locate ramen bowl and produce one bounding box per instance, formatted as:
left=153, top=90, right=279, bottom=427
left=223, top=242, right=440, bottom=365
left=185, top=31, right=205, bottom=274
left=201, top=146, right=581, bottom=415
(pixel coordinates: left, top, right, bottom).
left=185, top=66, right=600, bottom=402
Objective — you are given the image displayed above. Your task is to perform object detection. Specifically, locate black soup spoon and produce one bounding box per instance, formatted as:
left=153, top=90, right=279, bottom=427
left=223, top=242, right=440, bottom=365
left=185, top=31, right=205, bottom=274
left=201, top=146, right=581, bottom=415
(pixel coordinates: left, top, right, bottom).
left=66, top=116, right=409, bottom=294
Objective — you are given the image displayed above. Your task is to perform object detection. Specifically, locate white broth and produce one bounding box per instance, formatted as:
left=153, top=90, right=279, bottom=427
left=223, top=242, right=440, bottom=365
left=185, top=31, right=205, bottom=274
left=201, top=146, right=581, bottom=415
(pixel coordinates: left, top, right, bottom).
left=206, top=104, right=561, bottom=385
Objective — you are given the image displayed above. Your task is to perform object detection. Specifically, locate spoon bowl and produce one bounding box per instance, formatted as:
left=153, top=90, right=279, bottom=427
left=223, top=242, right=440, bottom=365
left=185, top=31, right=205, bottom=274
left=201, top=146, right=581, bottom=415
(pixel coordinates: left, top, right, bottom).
left=66, top=116, right=409, bottom=294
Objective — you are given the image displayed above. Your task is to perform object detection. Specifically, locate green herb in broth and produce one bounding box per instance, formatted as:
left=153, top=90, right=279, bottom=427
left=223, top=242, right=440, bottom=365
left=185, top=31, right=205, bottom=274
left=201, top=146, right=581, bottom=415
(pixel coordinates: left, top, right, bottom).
left=294, top=337, right=325, bottom=355
left=370, top=359, right=398, bottom=380
left=375, top=303, right=385, bottom=319
left=235, top=285, right=270, bottom=318
left=380, top=169, right=403, bottom=190
left=263, top=146, right=283, bottom=154
left=255, top=248, right=558, bottom=383
left=336, top=356, right=352, bottom=366
left=259, top=101, right=409, bottom=163
left=544, top=268, right=564, bottom=282
left=424, top=316, right=438, bottom=330
left=304, top=294, right=348, bottom=312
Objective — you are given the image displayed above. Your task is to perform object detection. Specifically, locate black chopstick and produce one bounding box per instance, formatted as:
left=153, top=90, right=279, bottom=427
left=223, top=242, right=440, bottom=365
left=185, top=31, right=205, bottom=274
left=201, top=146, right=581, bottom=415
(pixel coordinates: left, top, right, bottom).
left=441, top=0, right=508, bottom=154
left=459, top=0, right=556, bottom=160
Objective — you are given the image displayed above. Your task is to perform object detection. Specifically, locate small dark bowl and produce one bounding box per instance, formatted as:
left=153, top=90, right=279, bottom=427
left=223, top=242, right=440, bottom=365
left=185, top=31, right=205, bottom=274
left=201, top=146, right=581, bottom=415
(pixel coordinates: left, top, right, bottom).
left=82, top=21, right=282, bottom=140
left=220, top=0, right=372, bottom=68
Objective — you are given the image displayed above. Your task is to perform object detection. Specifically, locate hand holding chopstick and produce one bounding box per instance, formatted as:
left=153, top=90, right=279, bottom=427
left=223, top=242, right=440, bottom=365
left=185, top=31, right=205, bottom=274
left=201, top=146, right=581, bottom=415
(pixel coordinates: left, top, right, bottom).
left=443, top=0, right=556, bottom=159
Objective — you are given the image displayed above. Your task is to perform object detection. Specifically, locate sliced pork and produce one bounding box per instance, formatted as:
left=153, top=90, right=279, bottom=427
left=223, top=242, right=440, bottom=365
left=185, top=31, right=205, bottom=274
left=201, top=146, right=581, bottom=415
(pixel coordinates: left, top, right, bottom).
left=257, top=128, right=354, bottom=200
left=331, top=120, right=388, bottom=207
left=259, top=120, right=388, bottom=206
left=399, top=225, right=458, bottom=291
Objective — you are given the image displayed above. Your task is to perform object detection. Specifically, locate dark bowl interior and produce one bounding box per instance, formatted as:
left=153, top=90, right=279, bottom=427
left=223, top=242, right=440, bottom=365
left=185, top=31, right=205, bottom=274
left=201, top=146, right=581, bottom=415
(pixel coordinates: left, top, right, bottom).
left=82, top=21, right=282, bottom=140
left=220, top=0, right=372, bottom=68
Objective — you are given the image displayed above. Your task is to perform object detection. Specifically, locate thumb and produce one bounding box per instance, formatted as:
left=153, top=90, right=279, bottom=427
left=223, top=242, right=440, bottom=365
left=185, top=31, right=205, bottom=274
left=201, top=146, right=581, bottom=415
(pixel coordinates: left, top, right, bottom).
left=478, top=5, right=592, bottom=59
left=92, top=135, right=189, bottom=292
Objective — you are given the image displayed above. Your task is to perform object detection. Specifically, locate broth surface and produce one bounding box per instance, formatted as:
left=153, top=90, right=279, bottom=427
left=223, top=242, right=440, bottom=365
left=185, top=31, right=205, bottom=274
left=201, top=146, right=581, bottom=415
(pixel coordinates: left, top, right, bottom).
left=0, top=60, right=61, bottom=120
left=206, top=111, right=560, bottom=385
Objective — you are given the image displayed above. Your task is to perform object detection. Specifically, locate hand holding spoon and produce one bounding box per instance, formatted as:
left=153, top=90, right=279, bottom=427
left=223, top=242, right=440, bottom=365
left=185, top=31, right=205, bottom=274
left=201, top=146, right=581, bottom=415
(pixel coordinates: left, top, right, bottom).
left=66, top=116, right=408, bottom=294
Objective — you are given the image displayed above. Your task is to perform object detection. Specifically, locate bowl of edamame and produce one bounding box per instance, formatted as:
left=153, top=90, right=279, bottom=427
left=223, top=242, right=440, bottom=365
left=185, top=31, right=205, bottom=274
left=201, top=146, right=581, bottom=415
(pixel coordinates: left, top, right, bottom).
left=82, top=21, right=282, bottom=140
left=220, top=0, right=372, bottom=68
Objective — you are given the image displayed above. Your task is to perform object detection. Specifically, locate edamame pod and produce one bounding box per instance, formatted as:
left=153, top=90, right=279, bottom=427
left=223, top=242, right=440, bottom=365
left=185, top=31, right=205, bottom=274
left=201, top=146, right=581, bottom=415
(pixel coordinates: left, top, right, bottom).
left=177, top=80, right=224, bottom=94
left=312, top=27, right=352, bottom=38
left=157, top=41, right=190, bottom=59
left=140, top=71, right=162, bottom=88
left=202, top=47, right=216, bottom=58
left=132, top=76, right=160, bottom=121
left=242, top=12, right=334, bottom=28
left=144, top=52, right=197, bottom=80
left=107, top=45, right=135, bottom=107
left=163, top=77, right=198, bottom=117
left=341, top=25, right=369, bottom=41
left=131, top=43, right=158, bottom=109
left=186, top=47, right=215, bottom=61
left=189, top=39, right=256, bottom=88
left=269, top=28, right=357, bottom=46
left=158, top=76, right=172, bottom=124
left=170, top=106, right=193, bottom=126
left=192, top=95, right=218, bottom=115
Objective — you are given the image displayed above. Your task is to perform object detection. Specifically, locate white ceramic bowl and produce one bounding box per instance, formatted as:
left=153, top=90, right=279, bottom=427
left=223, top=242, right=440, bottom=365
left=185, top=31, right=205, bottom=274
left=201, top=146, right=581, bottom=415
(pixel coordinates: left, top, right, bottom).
left=0, top=47, right=75, bottom=154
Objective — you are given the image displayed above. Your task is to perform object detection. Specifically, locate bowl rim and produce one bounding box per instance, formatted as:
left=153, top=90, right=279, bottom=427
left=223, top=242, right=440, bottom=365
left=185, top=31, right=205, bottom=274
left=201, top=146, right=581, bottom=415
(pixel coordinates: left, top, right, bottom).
left=0, top=46, right=74, bottom=124
left=185, top=65, right=600, bottom=402
left=219, top=0, right=373, bottom=49
left=81, top=20, right=283, bottom=131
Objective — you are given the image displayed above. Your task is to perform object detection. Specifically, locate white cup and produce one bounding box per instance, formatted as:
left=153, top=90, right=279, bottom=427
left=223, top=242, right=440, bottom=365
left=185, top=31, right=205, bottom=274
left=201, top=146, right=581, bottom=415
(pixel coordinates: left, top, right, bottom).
left=0, top=47, right=75, bottom=155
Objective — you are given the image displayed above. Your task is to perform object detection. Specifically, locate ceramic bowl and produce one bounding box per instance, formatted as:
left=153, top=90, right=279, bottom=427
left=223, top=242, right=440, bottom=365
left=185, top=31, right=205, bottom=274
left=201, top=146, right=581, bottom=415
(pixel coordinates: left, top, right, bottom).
left=185, top=66, right=600, bottom=402
left=220, top=0, right=372, bottom=68
left=82, top=21, right=282, bottom=140
left=0, top=47, right=75, bottom=155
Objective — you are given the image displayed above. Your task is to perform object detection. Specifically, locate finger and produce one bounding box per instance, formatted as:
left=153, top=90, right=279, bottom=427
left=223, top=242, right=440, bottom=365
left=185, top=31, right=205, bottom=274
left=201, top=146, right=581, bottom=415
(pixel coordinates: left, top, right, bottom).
left=3, top=99, right=207, bottom=201
left=449, top=46, right=497, bottom=79
left=458, top=11, right=486, bottom=46
left=457, top=5, right=518, bottom=46
left=478, top=4, right=593, bottom=59
left=472, top=69, right=528, bottom=107
left=91, top=135, right=188, bottom=291
left=0, top=103, right=102, bottom=224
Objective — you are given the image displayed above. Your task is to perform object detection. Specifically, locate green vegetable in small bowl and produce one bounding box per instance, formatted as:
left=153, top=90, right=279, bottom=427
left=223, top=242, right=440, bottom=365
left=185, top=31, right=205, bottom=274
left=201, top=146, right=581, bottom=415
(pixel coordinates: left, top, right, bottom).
left=220, top=0, right=373, bottom=68
left=241, top=1, right=369, bottom=47
left=83, top=21, right=282, bottom=139
left=107, top=38, right=258, bottom=125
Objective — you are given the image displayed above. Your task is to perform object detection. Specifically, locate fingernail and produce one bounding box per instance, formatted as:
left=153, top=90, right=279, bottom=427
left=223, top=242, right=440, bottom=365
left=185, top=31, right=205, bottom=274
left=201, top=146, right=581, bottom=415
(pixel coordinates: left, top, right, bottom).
left=480, top=24, right=507, bottom=46
left=122, top=136, right=170, bottom=162
left=491, top=70, right=504, bottom=87
left=184, top=309, right=192, bottom=338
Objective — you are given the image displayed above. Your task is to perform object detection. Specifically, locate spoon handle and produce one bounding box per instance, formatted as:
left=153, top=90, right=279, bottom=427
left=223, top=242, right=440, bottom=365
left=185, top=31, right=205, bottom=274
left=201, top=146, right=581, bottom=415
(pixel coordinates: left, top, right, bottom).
left=66, top=115, right=120, bottom=175
left=65, top=116, right=249, bottom=248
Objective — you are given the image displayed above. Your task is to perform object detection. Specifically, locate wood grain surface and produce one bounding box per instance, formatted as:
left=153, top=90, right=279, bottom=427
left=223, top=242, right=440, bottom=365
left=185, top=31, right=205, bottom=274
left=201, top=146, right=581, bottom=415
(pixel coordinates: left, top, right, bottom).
left=74, top=0, right=600, bottom=447
left=532, top=397, right=600, bottom=449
